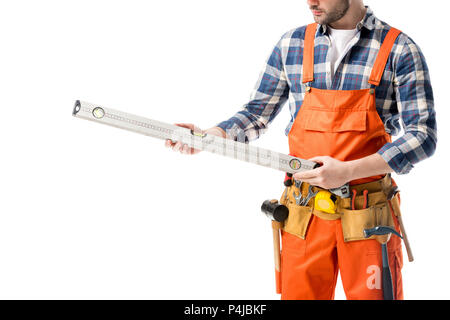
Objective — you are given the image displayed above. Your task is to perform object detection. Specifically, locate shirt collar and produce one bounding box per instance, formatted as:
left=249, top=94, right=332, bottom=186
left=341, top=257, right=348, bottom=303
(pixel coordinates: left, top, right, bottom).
left=317, top=6, right=376, bottom=36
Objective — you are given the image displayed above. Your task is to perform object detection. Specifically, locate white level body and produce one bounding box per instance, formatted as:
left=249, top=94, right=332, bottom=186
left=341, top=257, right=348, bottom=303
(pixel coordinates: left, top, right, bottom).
left=72, top=100, right=350, bottom=198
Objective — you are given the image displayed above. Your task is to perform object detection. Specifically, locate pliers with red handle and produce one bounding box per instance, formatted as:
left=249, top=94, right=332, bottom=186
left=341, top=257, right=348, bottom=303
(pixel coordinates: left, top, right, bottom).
left=351, top=189, right=369, bottom=210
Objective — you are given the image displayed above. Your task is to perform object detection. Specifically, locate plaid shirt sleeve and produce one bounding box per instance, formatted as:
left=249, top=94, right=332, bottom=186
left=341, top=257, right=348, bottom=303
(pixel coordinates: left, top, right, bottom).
left=376, top=37, right=437, bottom=174
left=215, top=37, right=289, bottom=142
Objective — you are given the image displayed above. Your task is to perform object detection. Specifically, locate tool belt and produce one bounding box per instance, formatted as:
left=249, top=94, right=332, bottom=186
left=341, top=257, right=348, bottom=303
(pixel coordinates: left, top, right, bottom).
left=280, top=174, right=400, bottom=242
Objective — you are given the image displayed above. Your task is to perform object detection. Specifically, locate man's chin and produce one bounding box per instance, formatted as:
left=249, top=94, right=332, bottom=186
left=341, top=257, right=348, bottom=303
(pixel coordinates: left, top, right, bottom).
left=312, top=16, right=327, bottom=24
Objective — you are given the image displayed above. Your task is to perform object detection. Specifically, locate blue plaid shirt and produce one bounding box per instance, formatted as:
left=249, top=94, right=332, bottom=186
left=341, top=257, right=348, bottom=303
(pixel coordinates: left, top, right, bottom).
left=216, top=7, right=437, bottom=174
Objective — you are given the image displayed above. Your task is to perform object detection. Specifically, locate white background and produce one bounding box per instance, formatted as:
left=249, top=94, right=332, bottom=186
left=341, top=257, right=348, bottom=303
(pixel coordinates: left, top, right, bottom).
left=0, top=0, right=448, bottom=299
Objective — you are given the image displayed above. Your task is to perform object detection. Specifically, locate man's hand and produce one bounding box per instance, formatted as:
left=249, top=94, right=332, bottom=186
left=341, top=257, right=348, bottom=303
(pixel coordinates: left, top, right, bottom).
left=292, top=153, right=393, bottom=189
left=165, top=124, right=227, bottom=155
left=293, top=156, right=351, bottom=189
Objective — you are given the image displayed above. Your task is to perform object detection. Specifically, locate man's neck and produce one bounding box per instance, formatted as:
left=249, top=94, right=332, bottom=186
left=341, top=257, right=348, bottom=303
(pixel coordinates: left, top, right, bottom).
left=329, top=4, right=366, bottom=30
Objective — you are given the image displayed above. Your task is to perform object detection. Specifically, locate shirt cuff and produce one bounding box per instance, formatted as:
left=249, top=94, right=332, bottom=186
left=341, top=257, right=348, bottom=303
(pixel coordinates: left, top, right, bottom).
left=377, top=142, right=414, bottom=175
left=215, top=121, right=249, bottom=143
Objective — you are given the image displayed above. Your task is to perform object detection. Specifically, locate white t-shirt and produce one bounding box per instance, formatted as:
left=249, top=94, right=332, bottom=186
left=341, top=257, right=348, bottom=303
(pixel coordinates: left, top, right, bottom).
left=327, top=27, right=359, bottom=78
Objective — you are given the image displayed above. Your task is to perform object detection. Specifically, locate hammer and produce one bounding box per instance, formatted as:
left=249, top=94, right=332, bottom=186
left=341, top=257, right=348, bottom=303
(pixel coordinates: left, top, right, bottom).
left=364, top=226, right=403, bottom=300
left=261, top=199, right=289, bottom=294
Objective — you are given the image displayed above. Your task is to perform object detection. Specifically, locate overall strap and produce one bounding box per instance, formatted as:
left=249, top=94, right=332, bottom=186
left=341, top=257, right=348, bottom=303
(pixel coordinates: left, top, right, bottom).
left=368, top=27, right=401, bottom=86
left=302, top=23, right=318, bottom=84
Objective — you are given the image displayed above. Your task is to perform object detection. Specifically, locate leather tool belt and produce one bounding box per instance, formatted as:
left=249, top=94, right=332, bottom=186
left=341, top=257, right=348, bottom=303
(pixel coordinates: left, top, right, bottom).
left=280, top=174, right=400, bottom=242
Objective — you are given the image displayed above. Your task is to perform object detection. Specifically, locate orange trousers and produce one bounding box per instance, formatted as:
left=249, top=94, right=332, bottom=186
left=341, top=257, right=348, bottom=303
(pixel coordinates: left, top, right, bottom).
left=280, top=214, right=403, bottom=300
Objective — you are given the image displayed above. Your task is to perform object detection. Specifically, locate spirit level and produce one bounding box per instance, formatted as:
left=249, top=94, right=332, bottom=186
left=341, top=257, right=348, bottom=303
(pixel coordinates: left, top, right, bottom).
left=72, top=100, right=350, bottom=198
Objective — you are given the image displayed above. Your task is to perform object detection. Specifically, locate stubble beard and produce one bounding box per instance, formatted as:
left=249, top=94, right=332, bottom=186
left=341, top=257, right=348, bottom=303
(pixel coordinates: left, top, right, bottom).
left=312, top=0, right=351, bottom=25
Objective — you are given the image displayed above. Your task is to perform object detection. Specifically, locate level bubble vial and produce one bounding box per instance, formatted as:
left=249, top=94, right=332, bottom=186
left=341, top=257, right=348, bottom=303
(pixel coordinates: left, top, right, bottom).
left=92, top=107, right=105, bottom=119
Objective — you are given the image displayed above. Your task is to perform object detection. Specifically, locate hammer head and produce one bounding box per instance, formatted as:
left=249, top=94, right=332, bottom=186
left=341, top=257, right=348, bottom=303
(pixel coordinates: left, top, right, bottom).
left=261, top=200, right=289, bottom=222
left=386, top=186, right=399, bottom=201
left=364, top=226, right=403, bottom=239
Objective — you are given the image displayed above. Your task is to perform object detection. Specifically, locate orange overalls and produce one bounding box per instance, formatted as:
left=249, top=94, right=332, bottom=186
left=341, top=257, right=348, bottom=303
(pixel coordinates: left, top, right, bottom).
left=281, top=23, right=403, bottom=300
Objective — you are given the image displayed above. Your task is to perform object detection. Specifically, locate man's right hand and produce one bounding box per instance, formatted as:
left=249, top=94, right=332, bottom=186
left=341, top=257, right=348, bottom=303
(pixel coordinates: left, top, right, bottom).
left=165, top=124, right=227, bottom=155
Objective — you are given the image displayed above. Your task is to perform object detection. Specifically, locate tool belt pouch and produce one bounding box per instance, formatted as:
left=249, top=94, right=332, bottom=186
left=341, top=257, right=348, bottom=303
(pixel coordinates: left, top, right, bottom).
left=280, top=187, right=313, bottom=240
left=340, top=199, right=395, bottom=242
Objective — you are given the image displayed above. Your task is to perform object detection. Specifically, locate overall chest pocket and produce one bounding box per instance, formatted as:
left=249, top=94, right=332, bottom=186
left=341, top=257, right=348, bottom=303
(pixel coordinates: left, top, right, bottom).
left=300, top=107, right=367, bottom=133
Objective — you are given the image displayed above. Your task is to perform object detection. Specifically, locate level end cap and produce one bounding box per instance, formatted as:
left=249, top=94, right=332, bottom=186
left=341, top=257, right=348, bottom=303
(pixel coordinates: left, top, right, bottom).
left=73, top=100, right=81, bottom=116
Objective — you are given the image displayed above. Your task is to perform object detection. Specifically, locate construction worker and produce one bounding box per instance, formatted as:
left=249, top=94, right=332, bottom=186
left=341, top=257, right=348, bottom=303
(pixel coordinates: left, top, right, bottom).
left=165, top=0, right=437, bottom=300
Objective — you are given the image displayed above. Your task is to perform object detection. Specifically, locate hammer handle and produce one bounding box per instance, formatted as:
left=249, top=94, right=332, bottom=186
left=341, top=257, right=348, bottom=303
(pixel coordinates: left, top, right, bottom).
left=272, top=220, right=283, bottom=294
left=382, top=267, right=394, bottom=300
left=381, top=244, right=395, bottom=300
left=389, top=197, right=414, bottom=262
left=397, top=215, right=414, bottom=262
left=272, top=221, right=282, bottom=271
